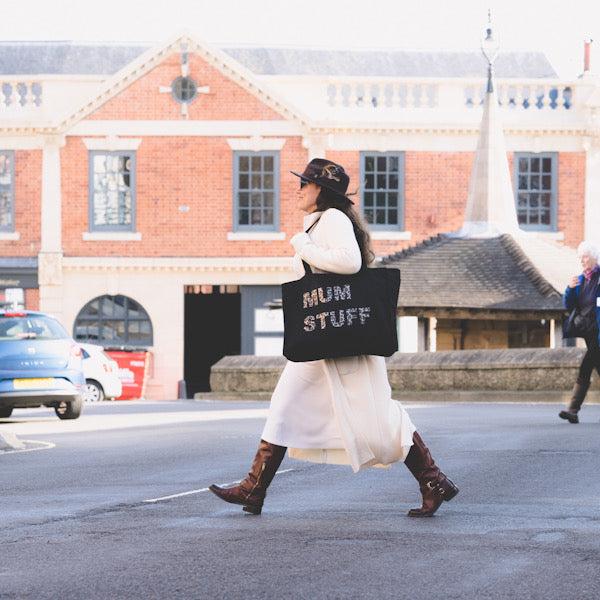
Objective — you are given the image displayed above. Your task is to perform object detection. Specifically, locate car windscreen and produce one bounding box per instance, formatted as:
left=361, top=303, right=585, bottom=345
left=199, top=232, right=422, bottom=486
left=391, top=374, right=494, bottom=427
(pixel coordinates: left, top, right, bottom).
left=0, top=315, right=69, bottom=341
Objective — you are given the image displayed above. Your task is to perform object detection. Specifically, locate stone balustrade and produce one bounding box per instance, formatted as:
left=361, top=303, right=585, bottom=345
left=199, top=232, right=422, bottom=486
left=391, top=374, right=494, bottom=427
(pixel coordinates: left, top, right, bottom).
left=324, top=77, right=576, bottom=111
left=0, top=80, right=43, bottom=109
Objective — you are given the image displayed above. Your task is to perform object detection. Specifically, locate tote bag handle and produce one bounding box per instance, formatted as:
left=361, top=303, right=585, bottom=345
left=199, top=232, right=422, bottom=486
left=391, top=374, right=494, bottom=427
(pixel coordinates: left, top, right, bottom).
left=300, top=213, right=365, bottom=275
left=301, top=218, right=320, bottom=275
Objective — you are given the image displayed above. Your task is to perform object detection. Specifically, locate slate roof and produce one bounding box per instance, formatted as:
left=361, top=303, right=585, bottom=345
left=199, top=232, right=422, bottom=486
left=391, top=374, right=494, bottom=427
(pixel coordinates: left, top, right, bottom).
left=0, top=42, right=150, bottom=75
left=225, top=48, right=558, bottom=78
left=380, top=234, right=564, bottom=312
left=0, top=42, right=557, bottom=78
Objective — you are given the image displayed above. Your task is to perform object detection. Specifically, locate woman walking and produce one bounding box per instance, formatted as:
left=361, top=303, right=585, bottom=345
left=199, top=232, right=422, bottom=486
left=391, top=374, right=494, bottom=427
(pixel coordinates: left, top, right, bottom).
left=559, top=241, right=600, bottom=423
left=210, top=158, right=458, bottom=516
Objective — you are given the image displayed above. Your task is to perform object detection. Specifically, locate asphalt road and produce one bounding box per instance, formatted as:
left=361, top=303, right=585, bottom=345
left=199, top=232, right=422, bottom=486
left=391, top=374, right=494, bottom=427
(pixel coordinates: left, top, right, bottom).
left=1, top=400, right=600, bottom=600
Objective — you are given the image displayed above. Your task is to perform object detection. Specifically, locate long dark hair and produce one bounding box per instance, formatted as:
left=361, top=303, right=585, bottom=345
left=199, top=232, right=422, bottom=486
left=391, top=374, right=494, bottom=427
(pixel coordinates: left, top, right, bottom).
left=315, top=188, right=375, bottom=267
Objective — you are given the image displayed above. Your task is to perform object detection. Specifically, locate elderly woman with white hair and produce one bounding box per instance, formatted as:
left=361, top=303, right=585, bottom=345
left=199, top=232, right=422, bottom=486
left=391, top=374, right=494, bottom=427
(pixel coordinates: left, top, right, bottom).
left=559, top=241, right=600, bottom=423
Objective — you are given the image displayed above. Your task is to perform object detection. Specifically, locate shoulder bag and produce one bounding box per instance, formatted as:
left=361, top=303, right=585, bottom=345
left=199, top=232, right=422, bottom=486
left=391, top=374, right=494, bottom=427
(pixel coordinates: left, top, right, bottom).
left=281, top=220, right=400, bottom=362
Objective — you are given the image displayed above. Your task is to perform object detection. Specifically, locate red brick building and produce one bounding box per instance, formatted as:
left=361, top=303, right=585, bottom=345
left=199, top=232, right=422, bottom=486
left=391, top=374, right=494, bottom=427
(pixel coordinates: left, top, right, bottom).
left=0, top=34, right=598, bottom=398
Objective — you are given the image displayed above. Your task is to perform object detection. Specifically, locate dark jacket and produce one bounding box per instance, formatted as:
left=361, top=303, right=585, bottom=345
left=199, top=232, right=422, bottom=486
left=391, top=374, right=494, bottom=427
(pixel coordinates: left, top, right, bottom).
left=564, top=272, right=600, bottom=344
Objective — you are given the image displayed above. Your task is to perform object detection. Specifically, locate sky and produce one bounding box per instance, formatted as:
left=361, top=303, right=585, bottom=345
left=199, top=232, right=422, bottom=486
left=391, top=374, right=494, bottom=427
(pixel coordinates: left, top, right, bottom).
left=2, top=0, right=600, bottom=79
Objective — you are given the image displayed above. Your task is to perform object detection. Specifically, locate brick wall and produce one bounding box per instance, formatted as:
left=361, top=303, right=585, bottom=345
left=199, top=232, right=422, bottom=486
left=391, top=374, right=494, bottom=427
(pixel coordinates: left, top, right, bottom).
left=62, top=135, right=308, bottom=256
left=323, top=151, right=585, bottom=257
left=325, top=150, right=473, bottom=256
left=60, top=139, right=588, bottom=260
left=24, top=288, right=39, bottom=310
left=89, top=54, right=283, bottom=121
left=404, top=151, right=472, bottom=245
left=557, top=152, right=586, bottom=247
left=0, top=150, right=42, bottom=257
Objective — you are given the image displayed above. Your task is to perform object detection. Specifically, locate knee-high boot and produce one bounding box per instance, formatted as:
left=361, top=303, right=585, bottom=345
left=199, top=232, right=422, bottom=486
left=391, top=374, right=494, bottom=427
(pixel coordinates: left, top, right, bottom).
left=209, top=440, right=287, bottom=515
left=403, top=431, right=459, bottom=517
left=559, top=379, right=591, bottom=424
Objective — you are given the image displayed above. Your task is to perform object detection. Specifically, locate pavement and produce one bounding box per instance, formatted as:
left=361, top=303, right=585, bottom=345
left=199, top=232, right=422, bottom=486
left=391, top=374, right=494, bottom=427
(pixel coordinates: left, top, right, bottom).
left=1, top=400, right=600, bottom=600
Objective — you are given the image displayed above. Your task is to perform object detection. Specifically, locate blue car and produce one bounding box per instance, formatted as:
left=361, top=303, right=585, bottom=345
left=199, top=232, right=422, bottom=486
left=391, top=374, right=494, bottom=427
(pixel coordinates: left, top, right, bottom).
left=0, top=310, right=84, bottom=420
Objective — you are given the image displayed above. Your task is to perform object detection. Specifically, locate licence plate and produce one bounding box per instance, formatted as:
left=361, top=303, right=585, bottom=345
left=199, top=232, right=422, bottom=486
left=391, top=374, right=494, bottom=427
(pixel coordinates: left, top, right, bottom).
left=13, top=378, right=56, bottom=390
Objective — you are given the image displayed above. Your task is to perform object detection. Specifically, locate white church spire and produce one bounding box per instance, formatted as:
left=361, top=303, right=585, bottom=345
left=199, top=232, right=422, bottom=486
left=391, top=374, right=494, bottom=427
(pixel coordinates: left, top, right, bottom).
left=453, top=13, right=521, bottom=238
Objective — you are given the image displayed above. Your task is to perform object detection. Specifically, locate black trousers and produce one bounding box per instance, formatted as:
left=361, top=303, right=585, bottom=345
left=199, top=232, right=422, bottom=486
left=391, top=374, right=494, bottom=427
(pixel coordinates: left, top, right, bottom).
left=578, top=334, right=600, bottom=383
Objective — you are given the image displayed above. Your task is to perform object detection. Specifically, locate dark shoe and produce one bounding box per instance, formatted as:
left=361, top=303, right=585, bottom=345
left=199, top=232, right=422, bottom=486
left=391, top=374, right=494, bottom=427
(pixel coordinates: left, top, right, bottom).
left=407, top=476, right=460, bottom=517
left=209, top=440, right=286, bottom=515
left=404, top=431, right=459, bottom=517
left=558, top=409, right=579, bottom=424
left=558, top=380, right=590, bottom=424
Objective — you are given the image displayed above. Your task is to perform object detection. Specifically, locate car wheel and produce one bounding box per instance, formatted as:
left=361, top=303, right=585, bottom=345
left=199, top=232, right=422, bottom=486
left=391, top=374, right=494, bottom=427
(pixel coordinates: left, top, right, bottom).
left=83, top=380, right=105, bottom=403
left=0, top=406, right=13, bottom=418
left=55, top=396, right=83, bottom=420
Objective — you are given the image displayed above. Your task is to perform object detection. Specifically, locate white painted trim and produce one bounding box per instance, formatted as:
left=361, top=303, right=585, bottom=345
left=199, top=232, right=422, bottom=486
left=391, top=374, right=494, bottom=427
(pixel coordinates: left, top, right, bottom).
left=0, top=232, right=20, bottom=241
left=325, top=132, right=587, bottom=153
left=227, top=231, right=286, bottom=241
left=226, top=137, right=286, bottom=151
left=83, top=136, right=142, bottom=151
left=0, top=136, right=47, bottom=149
left=62, top=255, right=293, bottom=271
left=55, top=32, right=309, bottom=133
left=534, top=231, right=565, bottom=241
left=69, top=120, right=304, bottom=137
left=370, top=231, right=412, bottom=241
left=41, top=140, right=62, bottom=253
left=82, top=231, right=142, bottom=241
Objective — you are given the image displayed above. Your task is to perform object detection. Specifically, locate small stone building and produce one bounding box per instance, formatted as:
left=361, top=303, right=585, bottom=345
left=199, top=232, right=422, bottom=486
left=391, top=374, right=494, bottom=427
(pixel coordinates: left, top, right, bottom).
left=381, top=233, right=565, bottom=351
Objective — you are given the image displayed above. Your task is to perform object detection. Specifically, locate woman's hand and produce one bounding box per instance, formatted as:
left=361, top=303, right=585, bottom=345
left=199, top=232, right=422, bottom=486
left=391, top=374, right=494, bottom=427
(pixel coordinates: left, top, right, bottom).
left=569, top=275, right=580, bottom=288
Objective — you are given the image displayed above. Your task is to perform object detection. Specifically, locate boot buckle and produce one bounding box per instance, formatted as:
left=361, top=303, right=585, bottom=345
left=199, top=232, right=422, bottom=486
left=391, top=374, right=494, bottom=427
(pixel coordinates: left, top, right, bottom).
left=425, top=480, right=444, bottom=494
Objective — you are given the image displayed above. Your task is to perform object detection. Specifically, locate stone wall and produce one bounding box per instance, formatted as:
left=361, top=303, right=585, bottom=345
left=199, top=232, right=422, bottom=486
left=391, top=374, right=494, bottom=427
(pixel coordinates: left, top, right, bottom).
left=207, top=348, right=600, bottom=401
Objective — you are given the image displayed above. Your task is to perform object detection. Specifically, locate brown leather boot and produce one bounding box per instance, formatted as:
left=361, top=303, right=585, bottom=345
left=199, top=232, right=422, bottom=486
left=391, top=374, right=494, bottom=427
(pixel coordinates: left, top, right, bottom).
left=559, top=379, right=591, bottom=424
left=403, top=431, right=458, bottom=517
left=209, top=440, right=286, bottom=515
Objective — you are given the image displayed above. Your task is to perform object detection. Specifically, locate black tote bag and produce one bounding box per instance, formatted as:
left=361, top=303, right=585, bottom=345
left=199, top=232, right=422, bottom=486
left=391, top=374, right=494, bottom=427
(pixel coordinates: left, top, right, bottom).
left=282, top=258, right=400, bottom=362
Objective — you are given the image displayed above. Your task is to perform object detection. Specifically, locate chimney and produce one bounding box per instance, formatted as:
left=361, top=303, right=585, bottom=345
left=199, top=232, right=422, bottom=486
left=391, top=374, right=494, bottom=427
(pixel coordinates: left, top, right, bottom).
left=584, top=38, right=593, bottom=73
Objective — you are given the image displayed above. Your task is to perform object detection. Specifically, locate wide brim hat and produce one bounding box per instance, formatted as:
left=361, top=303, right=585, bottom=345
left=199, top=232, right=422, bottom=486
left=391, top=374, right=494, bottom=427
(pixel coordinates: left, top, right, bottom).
left=291, top=158, right=354, bottom=203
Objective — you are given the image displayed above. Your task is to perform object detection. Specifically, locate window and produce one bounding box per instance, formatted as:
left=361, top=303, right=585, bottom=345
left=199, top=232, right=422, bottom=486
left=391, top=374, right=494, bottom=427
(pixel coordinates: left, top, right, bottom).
left=0, top=151, right=15, bottom=232
left=89, top=152, right=136, bottom=231
left=73, top=295, right=153, bottom=347
left=514, top=153, right=557, bottom=230
left=234, top=152, right=279, bottom=231
left=172, top=76, right=198, bottom=103
left=361, top=152, right=404, bottom=229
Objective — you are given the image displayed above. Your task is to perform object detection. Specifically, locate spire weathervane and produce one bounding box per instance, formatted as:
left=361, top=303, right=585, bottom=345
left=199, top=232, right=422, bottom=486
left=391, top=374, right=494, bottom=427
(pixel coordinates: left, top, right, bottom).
left=481, top=10, right=500, bottom=93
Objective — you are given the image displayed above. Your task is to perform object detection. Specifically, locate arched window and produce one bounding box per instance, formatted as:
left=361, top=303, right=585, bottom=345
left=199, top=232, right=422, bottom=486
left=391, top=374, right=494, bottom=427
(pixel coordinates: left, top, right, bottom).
left=73, top=295, right=153, bottom=347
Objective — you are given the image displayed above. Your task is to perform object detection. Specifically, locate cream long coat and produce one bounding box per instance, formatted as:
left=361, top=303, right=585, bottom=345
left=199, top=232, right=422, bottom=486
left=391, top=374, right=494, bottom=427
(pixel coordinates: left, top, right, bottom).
left=261, top=208, right=416, bottom=473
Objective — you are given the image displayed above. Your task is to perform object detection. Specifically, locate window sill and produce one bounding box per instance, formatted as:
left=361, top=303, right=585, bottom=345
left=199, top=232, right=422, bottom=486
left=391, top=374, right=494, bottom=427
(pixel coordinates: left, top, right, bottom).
left=529, top=231, right=564, bottom=241
left=370, top=231, right=412, bottom=241
left=83, top=232, right=142, bottom=241
left=227, top=231, right=286, bottom=241
left=0, top=232, right=20, bottom=241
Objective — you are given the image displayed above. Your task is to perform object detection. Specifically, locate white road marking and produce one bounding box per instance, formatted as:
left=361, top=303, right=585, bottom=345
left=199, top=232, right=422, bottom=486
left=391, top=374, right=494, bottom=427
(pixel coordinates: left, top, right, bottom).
left=1, top=408, right=269, bottom=436
left=0, top=439, right=55, bottom=455
left=143, top=468, right=296, bottom=503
